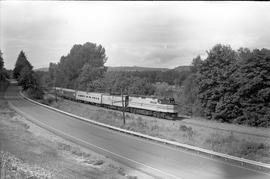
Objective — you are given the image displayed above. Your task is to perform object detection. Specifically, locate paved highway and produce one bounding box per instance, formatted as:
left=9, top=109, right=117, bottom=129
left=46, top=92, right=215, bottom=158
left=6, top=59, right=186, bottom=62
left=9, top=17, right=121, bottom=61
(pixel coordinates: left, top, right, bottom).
left=5, top=84, right=270, bottom=179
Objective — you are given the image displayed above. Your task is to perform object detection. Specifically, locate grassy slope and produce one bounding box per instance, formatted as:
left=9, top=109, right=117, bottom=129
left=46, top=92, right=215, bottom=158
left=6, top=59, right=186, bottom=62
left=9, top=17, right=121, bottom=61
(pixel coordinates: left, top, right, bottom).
left=0, top=89, right=153, bottom=179
left=45, top=96, right=270, bottom=164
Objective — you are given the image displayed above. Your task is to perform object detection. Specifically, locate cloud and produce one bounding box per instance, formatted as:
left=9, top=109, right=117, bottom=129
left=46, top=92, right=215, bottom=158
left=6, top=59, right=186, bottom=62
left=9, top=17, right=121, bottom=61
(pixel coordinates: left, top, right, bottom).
left=144, top=47, right=183, bottom=66
left=1, top=1, right=270, bottom=69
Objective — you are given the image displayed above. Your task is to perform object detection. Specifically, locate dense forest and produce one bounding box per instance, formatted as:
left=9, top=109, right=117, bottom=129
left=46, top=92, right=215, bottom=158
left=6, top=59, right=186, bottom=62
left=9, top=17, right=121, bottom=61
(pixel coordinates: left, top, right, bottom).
left=4, top=42, right=269, bottom=127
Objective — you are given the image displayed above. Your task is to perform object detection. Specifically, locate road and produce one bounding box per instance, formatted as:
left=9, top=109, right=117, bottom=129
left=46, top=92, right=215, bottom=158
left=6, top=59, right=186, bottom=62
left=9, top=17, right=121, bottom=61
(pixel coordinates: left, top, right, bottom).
left=4, top=84, right=270, bottom=179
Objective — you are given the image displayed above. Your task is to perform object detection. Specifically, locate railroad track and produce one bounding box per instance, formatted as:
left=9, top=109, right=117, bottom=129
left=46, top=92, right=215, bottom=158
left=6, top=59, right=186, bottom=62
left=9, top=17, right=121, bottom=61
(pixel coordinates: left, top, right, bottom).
left=47, top=92, right=270, bottom=139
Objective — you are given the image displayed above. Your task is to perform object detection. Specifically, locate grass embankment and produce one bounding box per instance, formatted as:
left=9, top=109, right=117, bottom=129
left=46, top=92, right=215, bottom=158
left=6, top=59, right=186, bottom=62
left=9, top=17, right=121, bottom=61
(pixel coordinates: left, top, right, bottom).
left=0, top=94, right=153, bottom=178
left=42, top=95, right=270, bottom=164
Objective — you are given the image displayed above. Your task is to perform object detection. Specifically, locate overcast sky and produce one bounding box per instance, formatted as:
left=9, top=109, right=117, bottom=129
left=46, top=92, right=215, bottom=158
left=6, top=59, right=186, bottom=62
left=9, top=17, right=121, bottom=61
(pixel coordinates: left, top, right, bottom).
left=1, top=1, right=270, bottom=69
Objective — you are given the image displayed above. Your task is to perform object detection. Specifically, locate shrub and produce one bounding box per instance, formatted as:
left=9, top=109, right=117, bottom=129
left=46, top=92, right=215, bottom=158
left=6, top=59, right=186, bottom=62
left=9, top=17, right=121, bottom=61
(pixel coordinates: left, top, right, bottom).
left=27, top=87, right=44, bottom=99
left=238, top=142, right=269, bottom=158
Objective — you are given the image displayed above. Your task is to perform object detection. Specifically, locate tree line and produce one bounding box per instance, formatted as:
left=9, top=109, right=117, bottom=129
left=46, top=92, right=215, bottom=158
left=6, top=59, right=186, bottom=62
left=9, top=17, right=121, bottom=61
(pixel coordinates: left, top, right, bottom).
left=42, top=42, right=190, bottom=97
left=9, top=42, right=269, bottom=127
left=182, top=44, right=270, bottom=127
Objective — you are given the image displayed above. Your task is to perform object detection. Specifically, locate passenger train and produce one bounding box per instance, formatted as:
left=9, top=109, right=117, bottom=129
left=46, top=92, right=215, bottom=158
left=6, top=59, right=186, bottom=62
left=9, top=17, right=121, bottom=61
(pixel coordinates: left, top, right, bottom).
left=55, top=87, right=178, bottom=119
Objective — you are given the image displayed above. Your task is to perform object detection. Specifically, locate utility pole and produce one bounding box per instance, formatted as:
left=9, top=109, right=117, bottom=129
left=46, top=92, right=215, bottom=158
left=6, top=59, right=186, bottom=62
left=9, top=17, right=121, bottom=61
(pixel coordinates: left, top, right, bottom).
left=54, top=76, right=57, bottom=102
left=121, top=88, right=126, bottom=125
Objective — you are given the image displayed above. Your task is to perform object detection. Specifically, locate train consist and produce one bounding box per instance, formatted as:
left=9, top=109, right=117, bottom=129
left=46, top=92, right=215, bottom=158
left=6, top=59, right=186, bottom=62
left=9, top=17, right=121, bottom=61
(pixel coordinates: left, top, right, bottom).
left=55, top=87, right=178, bottom=119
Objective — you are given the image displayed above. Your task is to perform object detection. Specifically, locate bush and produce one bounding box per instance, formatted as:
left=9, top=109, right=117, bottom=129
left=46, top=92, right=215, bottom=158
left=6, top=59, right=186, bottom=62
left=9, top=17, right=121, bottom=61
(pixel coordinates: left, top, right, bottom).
left=42, top=95, right=55, bottom=105
left=179, top=125, right=195, bottom=140
left=27, top=87, right=44, bottom=99
left=238, top=142, right=269, bottom=158
left=179, top=125, right=192, bottom=132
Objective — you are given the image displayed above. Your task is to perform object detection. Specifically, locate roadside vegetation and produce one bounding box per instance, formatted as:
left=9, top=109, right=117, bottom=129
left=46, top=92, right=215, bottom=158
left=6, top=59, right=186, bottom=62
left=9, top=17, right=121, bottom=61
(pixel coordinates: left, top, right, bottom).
left=45, top=97, right=270, bottom=164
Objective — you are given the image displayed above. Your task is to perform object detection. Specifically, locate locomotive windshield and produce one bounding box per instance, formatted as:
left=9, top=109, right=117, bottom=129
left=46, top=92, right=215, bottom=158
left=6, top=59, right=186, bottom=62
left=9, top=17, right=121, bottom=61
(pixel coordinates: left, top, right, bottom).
left=158, top=98, right=176, bottom=105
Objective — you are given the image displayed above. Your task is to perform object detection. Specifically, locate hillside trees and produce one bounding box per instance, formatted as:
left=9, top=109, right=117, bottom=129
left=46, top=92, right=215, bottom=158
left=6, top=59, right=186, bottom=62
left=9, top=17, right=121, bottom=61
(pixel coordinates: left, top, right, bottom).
left=78, top=64, right=107, bottom=90
left=154, top=82, right=174, bottom=97
left=126, top=70, right=191, bottom=86
left=97, top=72, right=155, bottom=95
left=128, top=77, right=155, bottom=95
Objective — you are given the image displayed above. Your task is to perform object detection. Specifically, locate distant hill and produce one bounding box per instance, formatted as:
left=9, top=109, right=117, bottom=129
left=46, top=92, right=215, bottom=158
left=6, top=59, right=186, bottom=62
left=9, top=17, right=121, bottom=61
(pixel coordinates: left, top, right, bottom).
left=173, top=66, right=191, bottom=72
left=107, top=66, right=169, bottom=72
left=34, top=65, right=191, bottom=73
left=34, top=67, right=49, bottom=72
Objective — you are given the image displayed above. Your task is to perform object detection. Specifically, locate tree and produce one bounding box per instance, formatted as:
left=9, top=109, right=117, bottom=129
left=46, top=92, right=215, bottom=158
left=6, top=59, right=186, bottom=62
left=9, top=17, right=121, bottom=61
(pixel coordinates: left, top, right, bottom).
left=0, top=50, right=11, bottom=82
left=194, top=44, right=270, bottom=127
left=13, top=51, right=44, bottom=99
left=13, top=51, right=33, bottom=80
left=0, top=50, right=6, bottom=82
left=237, top=47, right=252, bottom=62
left=154, top=82, right=174, bottom=97
left=50, top=42, right=108, bottom=89
left=77, top=64, right=106, bottom=90
left=179, top=55, right=204, bottom=116
left=0, top=50, right=3, bottom=70
left=128, top=77, right=155, bottom=95
left=18, top=65, right=44, bottom=99
left=35, top=71, right=50, bottom=90
left=197, top=44, right=237, bottom=120
left=190, top=55, right=203, bottom=73
left=18, top=65, right=35, bottom=90
left=87, top=78, right=106, bottom=92
left=231, top=50, right=270, bottom=127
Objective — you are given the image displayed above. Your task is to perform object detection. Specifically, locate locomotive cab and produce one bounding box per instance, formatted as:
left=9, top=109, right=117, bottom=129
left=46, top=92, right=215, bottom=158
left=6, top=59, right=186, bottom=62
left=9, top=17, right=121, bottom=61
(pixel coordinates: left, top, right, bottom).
left=158, top=97, right=176, bottom=105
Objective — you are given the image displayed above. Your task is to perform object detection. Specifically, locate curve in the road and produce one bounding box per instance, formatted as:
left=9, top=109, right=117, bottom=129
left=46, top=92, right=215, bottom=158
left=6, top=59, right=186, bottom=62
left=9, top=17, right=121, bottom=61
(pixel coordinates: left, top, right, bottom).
left=5, top=84, right=270, bottom=179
